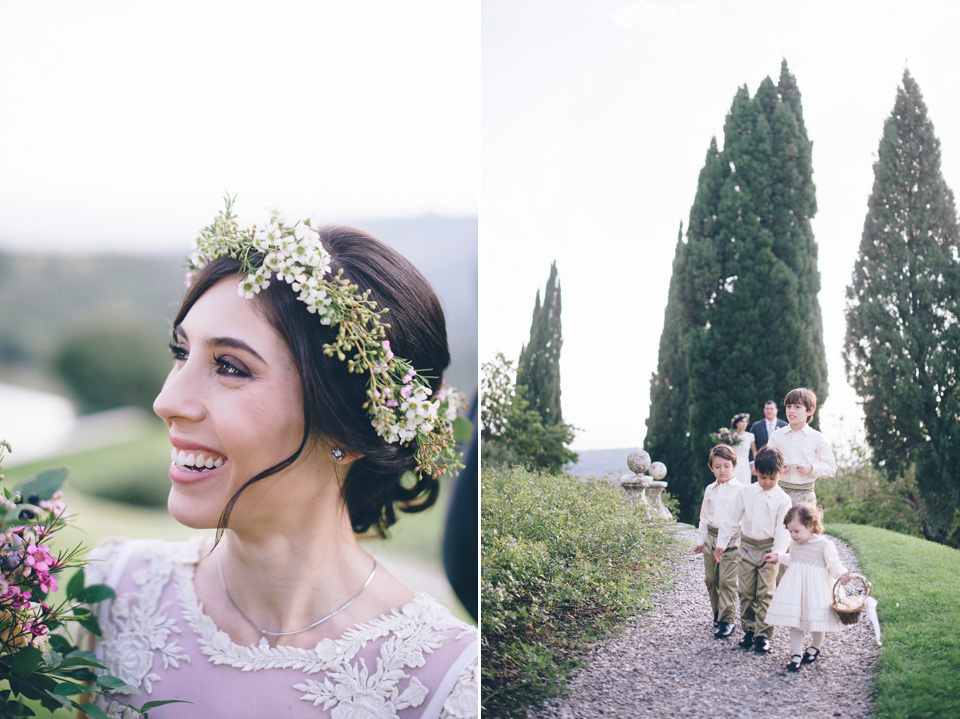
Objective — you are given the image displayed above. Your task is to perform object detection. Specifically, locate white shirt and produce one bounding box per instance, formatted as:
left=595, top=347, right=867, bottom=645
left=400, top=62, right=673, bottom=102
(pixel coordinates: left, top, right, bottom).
left=766, top=419, right=778, bottom=440
left=766, top=424, right=837, bottom=486
left=694, top=478, right=744, bottom=546
left=716, top=482, right=792, bottom=553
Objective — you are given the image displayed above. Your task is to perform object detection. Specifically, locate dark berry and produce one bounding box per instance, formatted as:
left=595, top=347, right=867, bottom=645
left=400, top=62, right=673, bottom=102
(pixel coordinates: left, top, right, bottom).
left=19, top=509, right=35, bottom=520
left=26, top=493, right=39, bottom=505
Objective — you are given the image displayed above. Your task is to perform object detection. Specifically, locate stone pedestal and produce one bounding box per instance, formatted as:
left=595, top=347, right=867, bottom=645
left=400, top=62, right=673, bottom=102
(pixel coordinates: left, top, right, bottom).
left=619, top=450, right=672, bottom=520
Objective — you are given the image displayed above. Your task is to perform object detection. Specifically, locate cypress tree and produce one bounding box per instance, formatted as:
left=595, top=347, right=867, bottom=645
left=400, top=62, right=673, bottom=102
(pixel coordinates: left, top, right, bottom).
left=647, top=62, right=828, bottom=523
left=844, top=70, right=960, bottom=546
left=517, top=261, right=563, bottom=425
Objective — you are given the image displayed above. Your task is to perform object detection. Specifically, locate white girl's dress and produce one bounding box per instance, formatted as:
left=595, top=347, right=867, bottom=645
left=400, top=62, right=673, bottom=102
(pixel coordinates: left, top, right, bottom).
left=765, top=534, right=847, bottom=633
left=85, top=537, right=478, bottom=719
left=733, top=431, right=755, bottom=484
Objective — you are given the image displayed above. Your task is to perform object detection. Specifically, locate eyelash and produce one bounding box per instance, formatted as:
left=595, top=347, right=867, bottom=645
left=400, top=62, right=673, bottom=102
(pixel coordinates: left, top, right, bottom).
left=168, top=343, right=251, bottom=378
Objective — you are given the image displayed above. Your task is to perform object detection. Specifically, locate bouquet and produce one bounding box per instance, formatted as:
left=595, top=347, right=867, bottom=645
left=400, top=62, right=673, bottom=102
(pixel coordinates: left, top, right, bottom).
left=0, top=440, right=179, bottom=718
left=709, top=427, right=742, bottom=446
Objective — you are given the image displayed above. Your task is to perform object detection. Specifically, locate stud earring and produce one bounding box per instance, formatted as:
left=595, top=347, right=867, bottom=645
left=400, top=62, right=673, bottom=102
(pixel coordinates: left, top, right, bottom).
left=331, top=447, right=346, bottom=461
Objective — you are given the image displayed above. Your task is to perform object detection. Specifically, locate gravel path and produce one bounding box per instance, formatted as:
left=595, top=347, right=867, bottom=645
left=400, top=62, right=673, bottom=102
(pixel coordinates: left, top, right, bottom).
left=526, top=527, right=880, bottom=719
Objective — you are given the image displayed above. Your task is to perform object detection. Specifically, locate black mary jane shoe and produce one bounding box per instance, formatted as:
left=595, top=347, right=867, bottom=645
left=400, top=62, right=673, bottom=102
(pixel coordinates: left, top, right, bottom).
left=753, top=636, right=771, bottom=654
left=802, top=647, right=821, bottom=664
left=714, top=621, right=733, bottom=639
left=738, top=631, right=755, bottom=649
left=786, top=654, right=803, bottom=672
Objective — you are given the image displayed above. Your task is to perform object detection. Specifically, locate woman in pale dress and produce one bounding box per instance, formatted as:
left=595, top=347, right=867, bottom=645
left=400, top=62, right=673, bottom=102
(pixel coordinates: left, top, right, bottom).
left=85, top=202, right=478, bottom=718
left=763, top=504, right=850, bottom=672
left=731, top=413, right=754, bottom=484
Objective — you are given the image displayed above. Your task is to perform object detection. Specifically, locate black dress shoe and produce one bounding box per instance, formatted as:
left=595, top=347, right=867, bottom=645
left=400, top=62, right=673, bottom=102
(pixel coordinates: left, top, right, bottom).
left=802, top=647, right=821, bottom=664
left=738, top=631, right=755, bottom=649
left=714, top=621, right=733, bottom=638
left=753, top=636, right=771, bottom=653
left=786, top=654, right=803, bottom=672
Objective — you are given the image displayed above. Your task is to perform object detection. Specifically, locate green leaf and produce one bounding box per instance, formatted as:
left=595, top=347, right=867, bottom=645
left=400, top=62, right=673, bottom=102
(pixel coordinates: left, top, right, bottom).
left=58, top=655, right=108, bottom=670
left=15, top=467, right=69, bottom=501
left=76, top=610, right=104, bottom=636
left=453, top=415, right=473, bottom=442
left=140, top=699, right=193, bottom=710
left=9, top=646, right=44, bottom=678
left=52, top=682, right=88, bottom=696
left=79, top=583, right=116, bottom=604
left=80, top=703, right=110, bottom=719
left=97, top=674, right=140, bottom=694
left=67, top=567, right=86, bottom=600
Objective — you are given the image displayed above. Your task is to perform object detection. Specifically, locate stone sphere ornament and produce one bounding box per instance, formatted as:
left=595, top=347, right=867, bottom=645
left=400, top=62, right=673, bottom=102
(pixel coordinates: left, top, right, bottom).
left=627, top=449, right=651, bottom=475
left=649, top=461, right=667, bottom=480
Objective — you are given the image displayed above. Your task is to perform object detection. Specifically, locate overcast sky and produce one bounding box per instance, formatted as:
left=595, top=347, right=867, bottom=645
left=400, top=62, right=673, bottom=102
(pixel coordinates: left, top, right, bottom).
left=0, top=0, right=478, bottom=252
left=482, top=0, right=960, bottom=452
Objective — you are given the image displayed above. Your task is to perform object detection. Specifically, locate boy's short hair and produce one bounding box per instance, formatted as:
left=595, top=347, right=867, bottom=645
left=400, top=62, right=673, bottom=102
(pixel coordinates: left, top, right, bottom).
left=754, top=445, right=784, bottom=477
left=708, top=443, right=737, bottom=467
left=783, top=387, right=817, bottom=421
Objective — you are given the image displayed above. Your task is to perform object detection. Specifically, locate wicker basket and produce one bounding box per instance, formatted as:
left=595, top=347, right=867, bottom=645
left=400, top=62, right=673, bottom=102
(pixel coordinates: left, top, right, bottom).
left=832, top=573, right=872, bottom=625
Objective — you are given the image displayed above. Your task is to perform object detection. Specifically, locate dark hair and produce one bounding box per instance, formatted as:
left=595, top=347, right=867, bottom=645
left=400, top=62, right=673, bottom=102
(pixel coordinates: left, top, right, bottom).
left=784, top=503, right=824, bottom=534
left=173, top=225, right=451, bottom=537
left=730, top=412, right=750, bottom=429
left=764, top=400, right=777, bottom=408
left=708, top=443, right=737, bottom=467
left=754, top=446, right=784, bottom=477
left=783, top=387, right=817, bottom=421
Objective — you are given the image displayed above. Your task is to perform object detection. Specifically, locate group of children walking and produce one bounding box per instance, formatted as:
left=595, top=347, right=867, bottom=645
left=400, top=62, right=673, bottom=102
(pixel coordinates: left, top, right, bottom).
left=693, top=387, right=850, bottom=672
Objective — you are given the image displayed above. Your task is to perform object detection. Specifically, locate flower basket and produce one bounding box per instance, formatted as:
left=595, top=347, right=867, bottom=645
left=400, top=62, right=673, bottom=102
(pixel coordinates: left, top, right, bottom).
left=832, top=573, right=872, bottom=625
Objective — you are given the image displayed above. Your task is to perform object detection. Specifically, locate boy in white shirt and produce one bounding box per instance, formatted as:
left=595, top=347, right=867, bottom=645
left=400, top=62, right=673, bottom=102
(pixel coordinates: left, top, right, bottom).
left=714, top=446, right=792, bottom=653
left=766, top=387, right=837, bottom=506
left=693, top=444, right=745, bottom=639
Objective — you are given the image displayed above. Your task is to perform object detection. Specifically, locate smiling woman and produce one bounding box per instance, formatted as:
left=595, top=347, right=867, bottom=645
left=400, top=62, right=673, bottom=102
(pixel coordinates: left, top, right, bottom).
left=83, top=202, right=478, bottom=719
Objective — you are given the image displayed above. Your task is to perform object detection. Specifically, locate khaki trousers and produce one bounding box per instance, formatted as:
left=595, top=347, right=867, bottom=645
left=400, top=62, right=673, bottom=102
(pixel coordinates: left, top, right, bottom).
left=738, top=536, right=777, bottom=639
left=703, top=528, right=740, bottom=623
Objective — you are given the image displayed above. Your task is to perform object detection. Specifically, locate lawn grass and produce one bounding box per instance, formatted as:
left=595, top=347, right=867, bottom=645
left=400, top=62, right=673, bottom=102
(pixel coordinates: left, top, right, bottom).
left=827, top=523, right=960, bottom=719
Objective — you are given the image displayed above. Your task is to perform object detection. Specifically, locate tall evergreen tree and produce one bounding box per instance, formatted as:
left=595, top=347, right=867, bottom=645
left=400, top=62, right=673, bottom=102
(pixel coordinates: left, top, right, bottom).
left=517, top=261, right=563, bottom=425
left=647, top=61, right=828, bottom=523
left=844, top=70, right=960, bottom=546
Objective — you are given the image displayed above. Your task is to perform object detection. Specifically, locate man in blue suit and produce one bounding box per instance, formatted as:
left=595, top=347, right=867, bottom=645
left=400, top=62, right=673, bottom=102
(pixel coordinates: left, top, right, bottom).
left=748, top=400, right=788, bottom=479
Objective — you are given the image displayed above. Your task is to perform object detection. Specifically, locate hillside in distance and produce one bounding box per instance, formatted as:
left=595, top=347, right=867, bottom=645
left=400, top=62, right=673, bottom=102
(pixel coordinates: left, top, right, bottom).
left=0, top=215, right=478, bottom=398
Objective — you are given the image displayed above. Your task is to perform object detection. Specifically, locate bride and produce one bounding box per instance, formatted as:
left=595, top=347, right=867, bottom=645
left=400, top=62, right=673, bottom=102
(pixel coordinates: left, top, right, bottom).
left=731, top=413, right=754, bottom=485
left=85, top=200, right=478, bottom=718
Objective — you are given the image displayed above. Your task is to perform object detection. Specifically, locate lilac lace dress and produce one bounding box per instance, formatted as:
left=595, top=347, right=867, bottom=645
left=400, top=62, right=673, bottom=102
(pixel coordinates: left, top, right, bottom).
left=86, top=537, right=478, bottom=719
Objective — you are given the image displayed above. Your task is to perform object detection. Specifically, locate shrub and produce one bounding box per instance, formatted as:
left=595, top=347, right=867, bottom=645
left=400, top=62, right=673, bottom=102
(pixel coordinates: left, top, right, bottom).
left=818, top=444, right=926, bottom=539
left=481, top=465, right=675, bottom=717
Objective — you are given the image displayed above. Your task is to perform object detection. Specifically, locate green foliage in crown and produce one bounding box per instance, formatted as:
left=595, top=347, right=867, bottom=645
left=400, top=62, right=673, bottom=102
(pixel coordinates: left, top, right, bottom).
left=189, top=196, right=466, bottom=479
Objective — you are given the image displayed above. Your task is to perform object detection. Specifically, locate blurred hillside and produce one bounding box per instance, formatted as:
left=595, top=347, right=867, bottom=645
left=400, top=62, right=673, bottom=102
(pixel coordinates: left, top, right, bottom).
left=0, top=214, right=477, bottom=403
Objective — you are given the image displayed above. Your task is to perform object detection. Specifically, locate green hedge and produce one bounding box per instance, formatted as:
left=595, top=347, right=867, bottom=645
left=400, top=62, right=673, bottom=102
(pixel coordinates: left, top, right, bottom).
left=481, top=465, right=676, bottom=717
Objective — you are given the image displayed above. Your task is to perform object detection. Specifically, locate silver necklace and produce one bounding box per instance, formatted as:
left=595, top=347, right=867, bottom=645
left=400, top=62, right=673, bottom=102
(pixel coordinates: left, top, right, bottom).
left=217, top=552, right=377, bottom=650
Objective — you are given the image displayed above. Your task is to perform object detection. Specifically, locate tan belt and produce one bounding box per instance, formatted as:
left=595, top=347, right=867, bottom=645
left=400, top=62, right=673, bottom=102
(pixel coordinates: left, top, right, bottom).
left=740, top=535, right=774, bottom=551
left=779, top=478, right=816, bottom=493
left=707, top=525, right=740, bottom=544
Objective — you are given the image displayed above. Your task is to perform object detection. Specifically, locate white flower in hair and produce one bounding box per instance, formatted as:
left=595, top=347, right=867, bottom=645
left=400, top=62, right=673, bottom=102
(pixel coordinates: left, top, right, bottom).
left=189, top=195, right=467, bottom=479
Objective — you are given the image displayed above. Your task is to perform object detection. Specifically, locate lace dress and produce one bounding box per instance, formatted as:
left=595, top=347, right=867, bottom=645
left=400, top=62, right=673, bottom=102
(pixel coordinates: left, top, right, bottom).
left=733, top=431, right=754, bottom=484
left=764, top=535, right=847, bottom=633
left=85, top=537, right=478, bottom=719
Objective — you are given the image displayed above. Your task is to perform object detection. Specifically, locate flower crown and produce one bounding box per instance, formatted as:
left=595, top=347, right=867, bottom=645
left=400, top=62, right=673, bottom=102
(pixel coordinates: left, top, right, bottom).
left=188, top=197, right=466, bottom=479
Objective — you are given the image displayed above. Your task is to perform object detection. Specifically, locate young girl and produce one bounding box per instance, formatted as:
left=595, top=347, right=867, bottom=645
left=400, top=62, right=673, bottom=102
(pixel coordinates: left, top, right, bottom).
left=763, top=504, right=850, bottom=671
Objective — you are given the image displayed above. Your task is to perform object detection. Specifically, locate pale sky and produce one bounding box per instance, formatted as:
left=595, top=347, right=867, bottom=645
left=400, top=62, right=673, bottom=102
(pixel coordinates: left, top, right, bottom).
left=0, top=0, right=478, bottom=252
left=482, top=0, right=960, bottom=452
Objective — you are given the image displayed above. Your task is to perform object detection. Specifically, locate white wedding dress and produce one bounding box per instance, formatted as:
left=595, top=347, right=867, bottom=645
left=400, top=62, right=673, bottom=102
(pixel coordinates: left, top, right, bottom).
left=733, top=431, right=754, bottom=484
